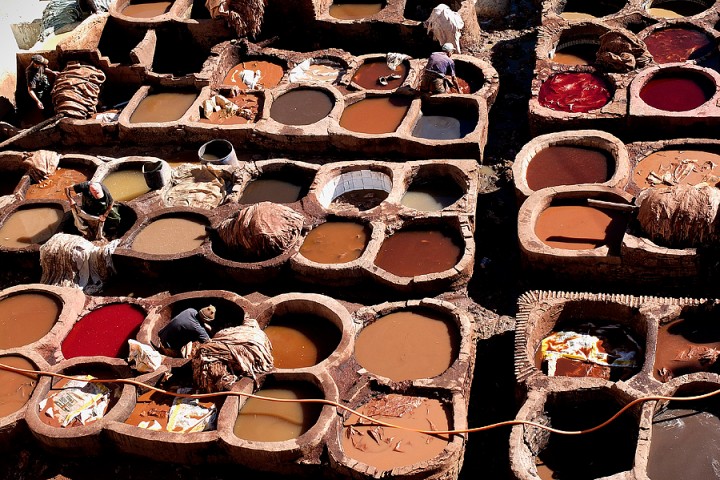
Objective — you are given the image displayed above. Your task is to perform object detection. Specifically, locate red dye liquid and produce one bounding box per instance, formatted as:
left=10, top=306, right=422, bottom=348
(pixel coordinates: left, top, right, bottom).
left=644, top=28, right=714, bottom=64
left=61, top=303, right=146, bottom=359
left=538, top=72, right=611, bottom=113
left=640, top=74, right=714, bottom=111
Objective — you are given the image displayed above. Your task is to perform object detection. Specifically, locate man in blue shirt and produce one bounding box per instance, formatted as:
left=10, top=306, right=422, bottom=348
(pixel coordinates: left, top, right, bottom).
left=158, top=305, right=216, bottom=356
left=420, top=43, right=461, bottom=94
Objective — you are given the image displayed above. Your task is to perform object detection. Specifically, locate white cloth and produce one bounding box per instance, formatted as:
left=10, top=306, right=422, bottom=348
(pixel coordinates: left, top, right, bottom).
left=386, top=53, right=411, bottom=71
left=424, top=4, right=464, bottom=53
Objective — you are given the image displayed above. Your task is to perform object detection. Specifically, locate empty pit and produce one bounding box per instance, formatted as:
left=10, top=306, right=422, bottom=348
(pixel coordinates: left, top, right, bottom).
left=317, top=168, right=393, bottom=211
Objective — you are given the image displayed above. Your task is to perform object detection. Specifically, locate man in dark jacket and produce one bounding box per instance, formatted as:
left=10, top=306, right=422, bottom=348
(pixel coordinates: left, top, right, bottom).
left=65, top=181, right=121, bottom=239
left=26, top=54, right=57, bottom=111
left=158, top=305, right=216, bottom=357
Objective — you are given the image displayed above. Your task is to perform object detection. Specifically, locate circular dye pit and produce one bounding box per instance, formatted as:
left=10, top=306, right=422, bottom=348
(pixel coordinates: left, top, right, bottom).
left=411, top=113, right=475, bottom=140
left=340, top=96, right=411, bottom=134
left=526, top=145, right=614, bottom=191
left=648, top=0, right=708, bottom=17
left=538, top=72, right=611, bottom=113
left=25, top=167, right=90, bottom=201
left=653, top=315, right=720, bottom=381
left=534, top=204, right=629, bottom=250
left=0, top=356, right=37, bottom=418
left=342, top=395, right=450, bottom=471
left=102, top=169, right=151, bottom=202
left=240, top=178, right=306, bottom=204
left=0, top=206, right=64, bottom=249
left=374, top=228, right=462, bottom=277
left=536, top=396, right=637, bottom=479
left=270, top=89, right=333, bottom=126
left=131, top=216, right=209, bottom=255
left=264, top=313, right=341, bottom=369
left=39, top=376, right=117, bottom=428
left=329, top=2, right=384, bottom=19
left=552, top=42, right=598, bottom=66
left=401, top=177, right=463, bottom=211
left=299, top=221, right=369, bottom=264
left=198, top=94, right=260, bottom=125
left=129, top=92, right=197, bottom=124
left=648, top=402, right=720, bottom=480
left=644, top=28, right=714, bottom=64
left=224, top=61, right=285, bottom=90
left=355, top=310, right=459, bottom=381
left=298, top=61, right=344, bottom=84
left=121, top=1, right=172, bottom=18
left=639, top=71, right=715, bottom=111
left=126, top=385, right=220, bottom=433
left=61, top=303, right=146, bottom=359
left=535, top=321, right=641, bottom=380
left=633, top=149, right=720, bottom=189
left=351, top=61, right=408, bottom=91
left=0, top=292, right=60, bottom=349
left=234, top=382, right=323, bottom=442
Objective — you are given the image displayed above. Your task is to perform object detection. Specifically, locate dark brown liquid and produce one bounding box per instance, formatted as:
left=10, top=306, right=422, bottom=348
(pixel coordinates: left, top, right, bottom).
left=645, top=28, right=714, bottom=64
left=526, top=146, right=613, bottom=191
left=0, top=293, right=61, bottom=349
left=25, top=167, right=89, bottom=200
left=355, top=311, right=458, bottom=381
left=264, top=313, right=341, bottom=368
left=653, top=316, right=720, bottom=381
left=131, top=217, right=208, bottom=255
left=270, top=89, right=333, bottom=126
left=299, top=221, right=369, bottom=264
left=0, top=206, right=65, bottom=249
left=535, top=205, right=629, bottom=250
left=239, top=179, right=304, bottom=204
left=340, top=96, right=411, bottom=134
left=329, top=3, right=384, bottom=19
left=121, top=1, right=172, bottom=18
left=223, top=61, right=285, bottom=90
left=374, top=229, right=462, bottom=277
left=351, top=61, right=408, bottom=91
left=342, top=395, right=450, bottom=471
left=0, top=356, right=37, bottom=417
left=233, top=383, right=322, bottom=442
left=129, top=92, right=197, bottom=123
left=633, top=149, right=720, bottom=190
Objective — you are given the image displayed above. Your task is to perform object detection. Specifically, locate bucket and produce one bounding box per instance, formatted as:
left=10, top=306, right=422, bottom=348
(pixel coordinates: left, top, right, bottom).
left=198, top=139, right=239, bottom=166
left=142, top=161, right=168, bottom=190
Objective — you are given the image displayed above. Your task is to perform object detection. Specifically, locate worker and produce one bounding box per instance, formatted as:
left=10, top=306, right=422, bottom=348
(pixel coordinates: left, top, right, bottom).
left=157, top=305, right=216, bottom=357
left=420, top=43, right=462, bottom=94
left=65, top=181, right=120, bottom=240
left=26, top=54, right=57, bottom=111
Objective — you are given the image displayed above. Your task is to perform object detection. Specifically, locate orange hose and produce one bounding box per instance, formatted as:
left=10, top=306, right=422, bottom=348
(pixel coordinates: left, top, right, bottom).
left=2, top=362, right=719, bottom=436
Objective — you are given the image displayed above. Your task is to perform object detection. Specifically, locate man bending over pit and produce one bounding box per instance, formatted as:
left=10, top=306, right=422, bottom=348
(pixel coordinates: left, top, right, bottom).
left=65, top=181, right=120, bottom=240
left=157, top=305, right=216, bottom=357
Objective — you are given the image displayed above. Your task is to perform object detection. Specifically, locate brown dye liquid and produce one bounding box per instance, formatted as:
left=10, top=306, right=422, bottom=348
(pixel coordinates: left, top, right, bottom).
left=537, top=397, right=637, bottom=479
left=374, top=229, right=462, bottom=277
left=351, top=61, right=408, bottom=91
left=534, top=205, right=629, bottom=250
left=39, top=376, right=115, bottom=428
left=131, top=217, right=208, bottom=255
left=125, top=389, right=218, bottom=432
left=121, top=1, right=172, bottom=17
left=342, top=395, right=450, bottom=471
left=552, top=44, right=598, bottom=66
left=633, top=149, right=720, bottom=190
left=526, top=145, right=613, bottom=191
left=103, top=170, right=151, bottom=202
left=264, top=313, right=341, bottom=369
left=0, top=293, right=60, bottom=349
left=239, top=179, right=304, bottom=204
left=329, top=3, right=383, bottom=19
left=653, top=317, right=720, bottom=381
left=198, top=94, right=259, bottom=125
left=648, top=404, right=720, bottom=480
left=331, top=189, right=388, bottom=210
left=233, top=383, right=322, bottom=442
left=270, top=89, right=334, bottom=126
left=339, top=97, right=411, bottom=134
left=25, top=167, right=89, bottom=200
left=223, top=61, right=285, bottom=90
left=0, top=206, right=64, bottom=248
left=0, top=356, right=37, bottom=417
left=644, top=28, right=714, bottom=64
left=354, top=311, right=458, bottom=381
left=299, top=221, right=369, bottom=264
left=129, top=92, right=197, bottom=123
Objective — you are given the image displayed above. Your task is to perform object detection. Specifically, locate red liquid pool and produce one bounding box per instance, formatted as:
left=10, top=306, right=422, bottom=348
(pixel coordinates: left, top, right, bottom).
left=644, top=28, right=714, bottom=64
left=61, top=303, right=146, bottom=359
left=640, top=73, right=714, bottom=111
left=538, top=72, right=611, bottom=113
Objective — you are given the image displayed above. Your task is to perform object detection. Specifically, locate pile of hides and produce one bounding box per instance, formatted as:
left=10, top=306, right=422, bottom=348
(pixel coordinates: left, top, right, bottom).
left=595, top=31, right=652, bottom=73
left=21, top=150, right=60, bottom=182
left=636, top=184, right=720, bottom=248
left=205, top=0, right=266, bottom=38
left=191, top=320, right=274, bottom=393
left=39, top=233, right=120, bottom=294
left=424, top=4, right=463, bottom=53
left=202, top=94, right=254, bottom=121
left=216, top=202, right=304, bottom=259
left=51, top=62, right=106, bottom=119
left=162, top=164, right=228, bottom=209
